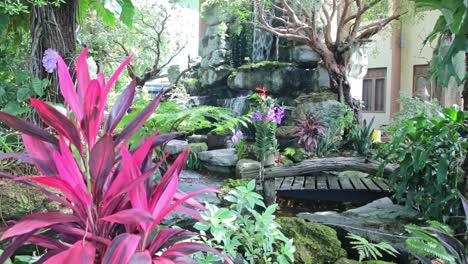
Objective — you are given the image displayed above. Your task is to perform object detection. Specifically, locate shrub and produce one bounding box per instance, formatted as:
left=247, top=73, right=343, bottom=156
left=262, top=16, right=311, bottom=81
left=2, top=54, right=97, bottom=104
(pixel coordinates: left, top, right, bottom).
left=0, top=48, right=232, bottom=263
left=350, top=117, right=374, bottom=156
left=291, top=105, right=326, bottom=153
left=194, top=180, right=295, bottom=264
left=378, top=107, right=466, bottom=222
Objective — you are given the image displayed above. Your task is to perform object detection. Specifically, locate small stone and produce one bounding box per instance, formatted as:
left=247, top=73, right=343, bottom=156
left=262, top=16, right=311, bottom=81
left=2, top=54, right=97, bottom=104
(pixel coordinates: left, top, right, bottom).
left=164, top=140, right=188, bottom=155
left=188, top=142, right=208, bottom=153
left=187, top=134, right=208, bottom=143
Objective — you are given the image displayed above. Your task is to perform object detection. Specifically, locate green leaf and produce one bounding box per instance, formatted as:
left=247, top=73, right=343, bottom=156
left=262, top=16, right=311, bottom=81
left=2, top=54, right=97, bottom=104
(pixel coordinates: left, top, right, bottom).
left=89, top=1, right=117, bottom=26
left=3, top=101, right=26, bottom=115
left=436, top=154, right=449, bottom=185
left=247, top=180, right=256, bottom=191
left=119, top=0, right=135, bottom=27
left=31, top=77, right=45, bottom=96
left=0, top=14, right=9, bottom=35
left=77, top=0, right=90, bottom=23
left=16, top=87, right=31, bottom=102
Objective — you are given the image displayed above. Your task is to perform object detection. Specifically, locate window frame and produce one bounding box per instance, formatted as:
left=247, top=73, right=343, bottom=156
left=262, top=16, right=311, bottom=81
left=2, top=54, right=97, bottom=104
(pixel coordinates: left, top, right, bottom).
left=362, top=67, right=387, bottom=113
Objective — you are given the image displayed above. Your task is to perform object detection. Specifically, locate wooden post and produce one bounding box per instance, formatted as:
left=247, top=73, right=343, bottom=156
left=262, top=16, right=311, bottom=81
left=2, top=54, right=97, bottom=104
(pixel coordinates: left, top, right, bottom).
left=263, top=176, right=276, bottom=206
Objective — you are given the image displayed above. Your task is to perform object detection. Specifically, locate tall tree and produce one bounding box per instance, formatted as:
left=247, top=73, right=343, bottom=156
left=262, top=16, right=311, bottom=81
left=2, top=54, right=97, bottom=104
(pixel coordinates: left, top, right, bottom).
left=254, top=0, right=402, bottom=122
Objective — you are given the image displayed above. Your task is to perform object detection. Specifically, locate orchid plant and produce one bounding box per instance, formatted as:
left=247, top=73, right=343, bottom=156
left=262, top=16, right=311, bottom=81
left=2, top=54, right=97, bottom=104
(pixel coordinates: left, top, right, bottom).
left=0, top=48, right=232, bottom=264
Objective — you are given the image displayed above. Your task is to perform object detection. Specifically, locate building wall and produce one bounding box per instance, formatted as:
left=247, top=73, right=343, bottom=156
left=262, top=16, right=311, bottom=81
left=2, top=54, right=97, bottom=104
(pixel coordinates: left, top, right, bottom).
left=363, top=11, right=439, bottom=129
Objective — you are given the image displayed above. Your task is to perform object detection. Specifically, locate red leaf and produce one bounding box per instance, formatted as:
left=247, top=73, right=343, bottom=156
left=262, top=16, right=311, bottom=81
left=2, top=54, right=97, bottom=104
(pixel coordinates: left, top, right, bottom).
left=104, top=79, right=136, bottom=133
left=129, top=250, right=152, bottom=264
left=44, top=240, right=96, bottom=264
left=114, top=92, right=162, bottom=144
left=0, top=231, right=33, bottom=264
left=174, top=206, right=204, bottom=222
left=75, top=47, right=90, bottom=102
left=81, top=80, right=102, bottom=148
left=149, top=229, right=193, bottom=254
left=105, top=55, right=133, bottom=95
left=56, top=138, right=87, bottom=190
left=28, top=234, right=68, bottom=250
left=99, top=208, right=153, bottom=225
left=159, top=242, right=233, bottom=264
left=89, top=134, right=115, bottom=197
left=0, top=153, right=32, bottom=164
left=120, top=145, right=148, bottom=211
left=0, top=112, right=58, bottom=145
left=30, top=98, right=82, bottom=154
left=0, top=212, right=79, bottom=241
left=22, top=134, right=58, bottom=176
left=57, top=55, right=83, bottom=122
left=149, top=149, right=188, bottom=219
left=132, top=132, right=157, bottom=168
left=102, top=234, right=140, bottom=264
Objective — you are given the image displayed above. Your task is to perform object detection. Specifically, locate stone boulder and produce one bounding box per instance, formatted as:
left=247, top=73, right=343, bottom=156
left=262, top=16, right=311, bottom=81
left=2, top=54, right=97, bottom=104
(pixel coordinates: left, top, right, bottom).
left=164, top=140, right=188, bottom=155
left=291, top=45, right=320, bottom=66
left=235, top=159, right=260, bottom=178
left=227, top=62, right=321, bottom=96
left=277, top=217, right=347, bottom=264
left=187, top=134, right=208, bottom=143
left=188, top=142, right=208, bottom=153
left=298, top=198, right=418, bottom=253
left=200, top=65, right=232, bottom=87
left=198, top=148, right=237, bottom=167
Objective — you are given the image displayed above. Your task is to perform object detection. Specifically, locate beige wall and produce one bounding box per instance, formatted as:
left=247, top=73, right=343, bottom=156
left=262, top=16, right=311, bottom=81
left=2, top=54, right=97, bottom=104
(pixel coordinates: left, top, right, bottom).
left=361, top=11, right=439, bottom=129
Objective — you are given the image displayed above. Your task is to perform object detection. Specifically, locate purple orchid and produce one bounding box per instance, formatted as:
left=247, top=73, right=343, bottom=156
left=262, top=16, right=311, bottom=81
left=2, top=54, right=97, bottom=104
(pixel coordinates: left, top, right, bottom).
left=42, top=48, right=59, bottom=73
left=251, top=110, right=263, bottom=122
left=266, top=104, right=285, bottom=125
left=231, top=130, right=244, bottom=144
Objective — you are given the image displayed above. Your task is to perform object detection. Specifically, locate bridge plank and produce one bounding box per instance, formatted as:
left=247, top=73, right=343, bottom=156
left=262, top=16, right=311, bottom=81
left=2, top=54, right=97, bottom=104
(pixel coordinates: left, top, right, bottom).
left=304, top=175, right=316, bottom=190
left=327, top=177, right=341, bottom=190
left=373, top=179, right=389, bottom=191
left=280, top=176, right=295, bottom=190
left=338, top=178, right=353, bottom=190
left=316, top=176, right=328, bottom=190
left=276, top=177, right=285, bottom=189
left=361, top=178, right=381, bottom=191
left=292, top=176, right=305, bottom=190
left=350, top=178, right=367, bottom=190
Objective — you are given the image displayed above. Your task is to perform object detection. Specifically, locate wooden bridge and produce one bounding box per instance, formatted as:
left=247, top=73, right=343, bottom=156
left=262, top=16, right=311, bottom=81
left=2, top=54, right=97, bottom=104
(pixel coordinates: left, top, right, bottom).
left=240, top=157, right=396, bottom=205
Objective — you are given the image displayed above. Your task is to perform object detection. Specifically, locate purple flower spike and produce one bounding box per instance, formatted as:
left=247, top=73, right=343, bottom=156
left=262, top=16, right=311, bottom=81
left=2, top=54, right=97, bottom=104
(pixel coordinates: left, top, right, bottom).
left=266, top=104, right=284, bottom=124
left=251, top=110, right=263, bottom=122
left=232, top=130, right=244, bottom=144
left=42, top=48, right=59, bottom=73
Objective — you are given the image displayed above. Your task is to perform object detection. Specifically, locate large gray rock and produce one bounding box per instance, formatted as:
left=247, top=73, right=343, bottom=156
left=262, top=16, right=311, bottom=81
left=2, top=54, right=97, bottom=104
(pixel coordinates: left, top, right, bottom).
left=164, top=140, right=188, bottom=155
left=318, top=66, right=330, bottom=89
left=236, top=159, right=260, bottom=178
left=200, top=65, right=232, bottom=87
left=291, top=45, right=320, bottom=65
left=298, top=198, right=418, bottom=252
left=227, top=62, right=320, bottom=96
left=198, top=148, right=237, bottom=166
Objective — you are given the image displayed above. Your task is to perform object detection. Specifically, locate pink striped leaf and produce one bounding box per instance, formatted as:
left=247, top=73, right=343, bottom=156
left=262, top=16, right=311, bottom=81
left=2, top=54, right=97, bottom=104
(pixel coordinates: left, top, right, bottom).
left=89, top=134, right=115, bottom=197
left=30, top=98, right=82, bottom=154
left=174, top=206, right=204, bottom=222
left=0, top=112, right=58, bottom=145
left=27, top=234, right=68, bottom=250
left=44, top=240, right=96, bottom=264
left=129, top=250, right=152, bottom=264
left=159, top=242, right=233, bottom=264
left=132, top=132, right=158, bottom=168
left=99, top=208, right=153, bottom=225
left=102, top=233, right=140, bottom=264
left=0, top=153, right=32, bottom=164
left=56, top=138, right=87, bottom=193
left=75, top=47, right=91, bottom=101
left=0, top=232, right=33, bottom=264
left=148, top=229, right=194, bottom=254
left=114, top=92, right=162, bottom=144
left=81, top=80, right=102, bottom=148
left=104, top=55, right=133, bottom=95
left=174, top=191, right=206, bottom=211
left=57, top=55, right=83, bottom=121
left=120, top=145, right=148, bottom=210
left=0, top=212, right=79, bottom=241
left=22, top=134, right=58, bottom=176
left=104, top=79, right=136, bottom=133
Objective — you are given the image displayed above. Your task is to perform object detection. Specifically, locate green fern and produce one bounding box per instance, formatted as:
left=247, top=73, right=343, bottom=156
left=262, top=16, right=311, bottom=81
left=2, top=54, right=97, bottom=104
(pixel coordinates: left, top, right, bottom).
left=405, top=223, right=457, bottom=264
left=346, top=233, right=398, bottom=262
left=253, top=121, right=277, bottom=162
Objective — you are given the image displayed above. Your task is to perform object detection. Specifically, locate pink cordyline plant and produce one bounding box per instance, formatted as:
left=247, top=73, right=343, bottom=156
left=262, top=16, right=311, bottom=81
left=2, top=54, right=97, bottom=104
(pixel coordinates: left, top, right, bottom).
left=0, top=48, right=232, bottom=264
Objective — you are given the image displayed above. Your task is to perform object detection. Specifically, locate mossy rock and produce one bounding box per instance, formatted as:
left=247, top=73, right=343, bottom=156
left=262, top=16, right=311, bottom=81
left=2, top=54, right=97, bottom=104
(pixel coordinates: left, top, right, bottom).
left=188, top=142, right=208, bottom=153
left=0, top=179, right=60, bottom=222
left=277, top=217, right=347, bottom=264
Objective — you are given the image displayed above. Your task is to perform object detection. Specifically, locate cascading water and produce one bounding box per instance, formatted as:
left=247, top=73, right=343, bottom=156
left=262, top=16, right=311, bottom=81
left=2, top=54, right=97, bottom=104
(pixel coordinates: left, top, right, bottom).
left=251, top=4, right=274, bottom=63
left=221, top=93, right=251, bottom=116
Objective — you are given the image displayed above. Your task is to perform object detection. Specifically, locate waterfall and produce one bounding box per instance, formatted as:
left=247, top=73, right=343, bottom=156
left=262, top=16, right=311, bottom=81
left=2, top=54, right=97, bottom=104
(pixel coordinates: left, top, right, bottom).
left=251, top=4, right=274, bottom=63
left=221, top=94, right=250, bottom=116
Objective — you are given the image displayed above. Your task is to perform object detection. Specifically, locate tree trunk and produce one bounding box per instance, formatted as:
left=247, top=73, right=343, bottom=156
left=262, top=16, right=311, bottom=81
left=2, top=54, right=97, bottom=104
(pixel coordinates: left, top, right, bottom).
left=30, top=1, right=77, bottom=104
left=329, top=68, right=362, bottom=124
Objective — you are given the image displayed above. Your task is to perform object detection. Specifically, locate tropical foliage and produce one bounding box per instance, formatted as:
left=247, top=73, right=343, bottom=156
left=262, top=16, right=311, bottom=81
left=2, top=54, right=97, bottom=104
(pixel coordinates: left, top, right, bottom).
left=292, top=106, right=326, bottom=154
left=378, top=107, right=467, bottom=221
left=346, top=233, right=398, bottom=262
left=0, top=49, right=231, bottom=263
left=194, top=180, right=295, bottom=264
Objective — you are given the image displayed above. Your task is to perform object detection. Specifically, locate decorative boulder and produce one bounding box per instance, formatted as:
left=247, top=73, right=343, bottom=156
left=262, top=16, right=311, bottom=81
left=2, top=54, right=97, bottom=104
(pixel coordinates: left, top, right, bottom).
left=188, top=142, right=208, bottom=153
left=277, top=217, right=347, bottom=264
left=235, top=159, right=260, bottom=178
left=198, top=148, right=237, bottom=167
left=164, top=140, right=188, bottom=155
left=227, top=62, right=322, bottom=96
left=291, top=45, right=320, bottom=66
left=200, top=65, right=232, bottom=87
